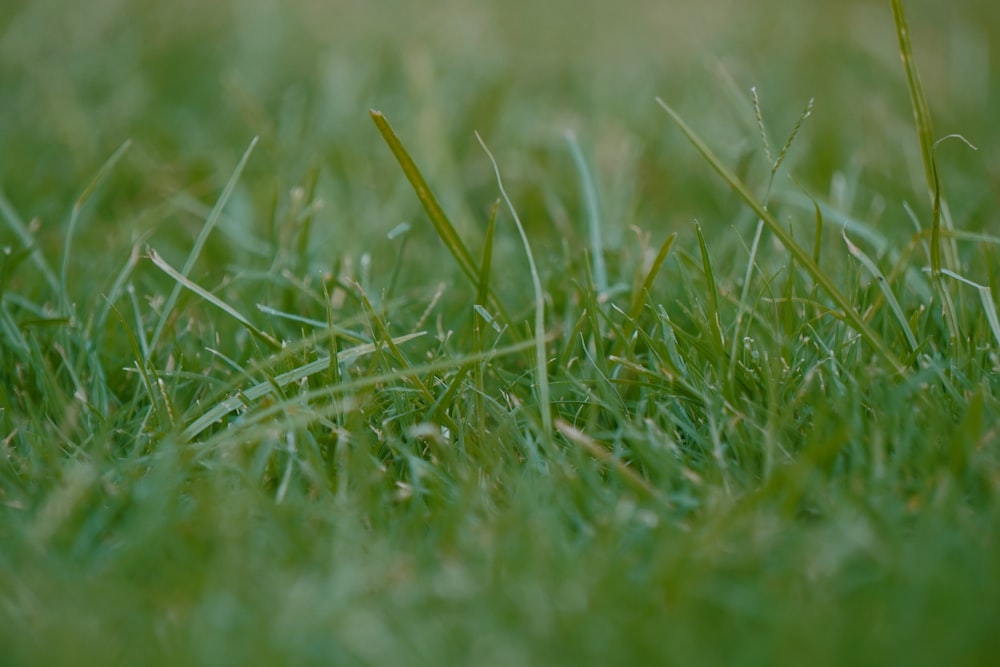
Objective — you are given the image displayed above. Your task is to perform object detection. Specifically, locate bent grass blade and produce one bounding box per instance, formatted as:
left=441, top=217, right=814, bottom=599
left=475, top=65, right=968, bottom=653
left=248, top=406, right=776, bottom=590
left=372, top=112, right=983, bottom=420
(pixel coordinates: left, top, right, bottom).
left=149, top=248, right=281, bottom=350
left=149, top=137, right=258, bottom=353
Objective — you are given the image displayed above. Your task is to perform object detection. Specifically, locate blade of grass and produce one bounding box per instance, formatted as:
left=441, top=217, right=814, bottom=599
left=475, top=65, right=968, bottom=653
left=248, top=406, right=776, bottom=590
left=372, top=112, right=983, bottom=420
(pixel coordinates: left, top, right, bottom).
left=0, top=245, right=30, bottom=301
left=628, top=232, right=676, bottom=323
left=385, top=222, right=411, bottom=301
left=556, top=307, right=591, bottom=374
left=555, top=419, right=660, bottom=500
left=320, top=277, right=343, bottom=389
left=476, top=200, right=500, bottom=308
left=256, top=303, right=367, bottom=342
left=425, top=363, right=472, bottom=430
left=728, top=219, right=766, bottom=383
left=182, top=333, right=550, bottom=443
left=126, top=283, right=151, bottom=360
left=891, top=0, right=960, bottom=354
left=61, top=140, right=132, bottom=311
left=148, top=248, right=281, bottom=351
left=656, top=98, right=907, bottom=375
left=0, top=191, right=60, bottom=294
left=0, top=302, right=31, bottom=355
left=566, top=131, right=608, bottom=294
left=811, top=198, right=823, bottom=266
left=891, top=0, right=938, bottom=211
left=695, top=222, right=726, bottom=360
left=474, top=200, right=500, bottom=440
left=579, top=254, right=621, bottom=420
left=370, top=110, right=518, bottom=337
left=149, top=136, right=258, bottom=353
left=182, top=331, right=426, bottom=441
left=939, top=269, right=1000, bottom=350
left=370, top=110, right=478, bottom=282
left=294, top=163, right=321, bottom=273
left=842, top=229, right=919, bottom=352
left=778, top=191, right=890, bottom=255
left=476, top=131, right=553, bottom=442
left=92, top=239, right=146, bottom=338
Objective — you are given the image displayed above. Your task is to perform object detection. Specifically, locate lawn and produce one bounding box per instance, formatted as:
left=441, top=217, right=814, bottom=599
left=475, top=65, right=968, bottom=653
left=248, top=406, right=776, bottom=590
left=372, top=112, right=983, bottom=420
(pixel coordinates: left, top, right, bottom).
left=1, top=0, right=998, bottom=665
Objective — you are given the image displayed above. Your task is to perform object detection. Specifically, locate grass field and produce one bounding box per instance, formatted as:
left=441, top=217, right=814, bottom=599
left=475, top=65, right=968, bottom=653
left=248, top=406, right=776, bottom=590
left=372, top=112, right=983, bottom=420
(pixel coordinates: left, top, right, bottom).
left=2, top=0, right=999, bottom=664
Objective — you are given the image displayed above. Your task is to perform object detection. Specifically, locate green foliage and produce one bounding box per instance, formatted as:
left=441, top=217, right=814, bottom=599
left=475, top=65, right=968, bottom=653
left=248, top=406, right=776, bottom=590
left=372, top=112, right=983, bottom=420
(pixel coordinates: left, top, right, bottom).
left=1, top=0, right=999, bottom=665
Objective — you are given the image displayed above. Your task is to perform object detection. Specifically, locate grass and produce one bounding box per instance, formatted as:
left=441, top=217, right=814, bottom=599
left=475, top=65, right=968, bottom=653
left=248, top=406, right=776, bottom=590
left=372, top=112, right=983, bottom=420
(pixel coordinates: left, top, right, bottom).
left=1, top=0, right=999, bottom=665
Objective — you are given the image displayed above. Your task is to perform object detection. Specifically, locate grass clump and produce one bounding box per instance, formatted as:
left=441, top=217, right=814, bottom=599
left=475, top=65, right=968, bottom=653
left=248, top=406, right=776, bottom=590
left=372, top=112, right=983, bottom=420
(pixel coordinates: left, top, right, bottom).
left=1, top=0, right=999, bottom=665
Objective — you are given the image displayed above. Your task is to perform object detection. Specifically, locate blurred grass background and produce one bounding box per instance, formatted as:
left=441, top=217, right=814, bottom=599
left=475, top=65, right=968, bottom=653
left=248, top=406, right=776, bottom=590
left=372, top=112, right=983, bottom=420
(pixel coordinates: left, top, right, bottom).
left=2, top=0, right=996, bottom=261
left=1, top=0, right=999, bottom=665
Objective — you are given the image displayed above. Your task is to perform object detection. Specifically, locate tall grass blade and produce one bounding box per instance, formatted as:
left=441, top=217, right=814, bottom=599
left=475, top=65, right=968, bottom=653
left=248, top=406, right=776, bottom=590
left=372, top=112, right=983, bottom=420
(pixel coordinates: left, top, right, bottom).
left=566, top=132, right=608, bottom=294
left=729, top=219, right=766, bottom=380
left=369, top=112, right=477, bottom=288
left=476, top=132, right=553, bottom=442
left=61, top=140, right=132, bottom=310
left=473, top=200, right=500, bottom=440
left=656, top=97, right=906, bottom=374
left=891, top=0, right=938, bottom=211
left=476, top=200, right=499, bottom=308
left=891, top=0, right=961, bottom=353
left=811, top=198, right=823, bottom=266
left=695, top=223, right=725, bottom=358
left=370, top=110, right=521, bottom=339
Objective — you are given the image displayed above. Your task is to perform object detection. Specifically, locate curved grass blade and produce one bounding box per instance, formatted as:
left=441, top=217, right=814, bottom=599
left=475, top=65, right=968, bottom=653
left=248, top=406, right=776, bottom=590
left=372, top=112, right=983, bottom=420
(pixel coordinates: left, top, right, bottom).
left=149, top=136, right=258, bottom=353
left=182, top=331, right=426, bottom=441
left=148, top=248, right=281, bottom=351
left=182, top=333, right=547, bottom=444
left=939, top=269, right=1000, bottom=350
left=476, top=131, right=552, bottom=442
left=842, top=229, right=919, bottom=352
left=566, top=131, right=608, bottom=293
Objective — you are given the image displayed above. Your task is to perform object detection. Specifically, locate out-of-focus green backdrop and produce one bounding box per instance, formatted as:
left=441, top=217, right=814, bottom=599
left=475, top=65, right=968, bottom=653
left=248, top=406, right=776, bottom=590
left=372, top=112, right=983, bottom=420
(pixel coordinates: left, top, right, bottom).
left=1, top=0, right=996, bottom=271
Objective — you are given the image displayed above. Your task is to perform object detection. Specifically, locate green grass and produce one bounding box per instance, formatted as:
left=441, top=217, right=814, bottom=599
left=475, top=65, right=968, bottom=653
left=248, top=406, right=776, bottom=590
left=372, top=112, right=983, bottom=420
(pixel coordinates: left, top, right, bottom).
left=2, top=0, right=999, bottom=665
